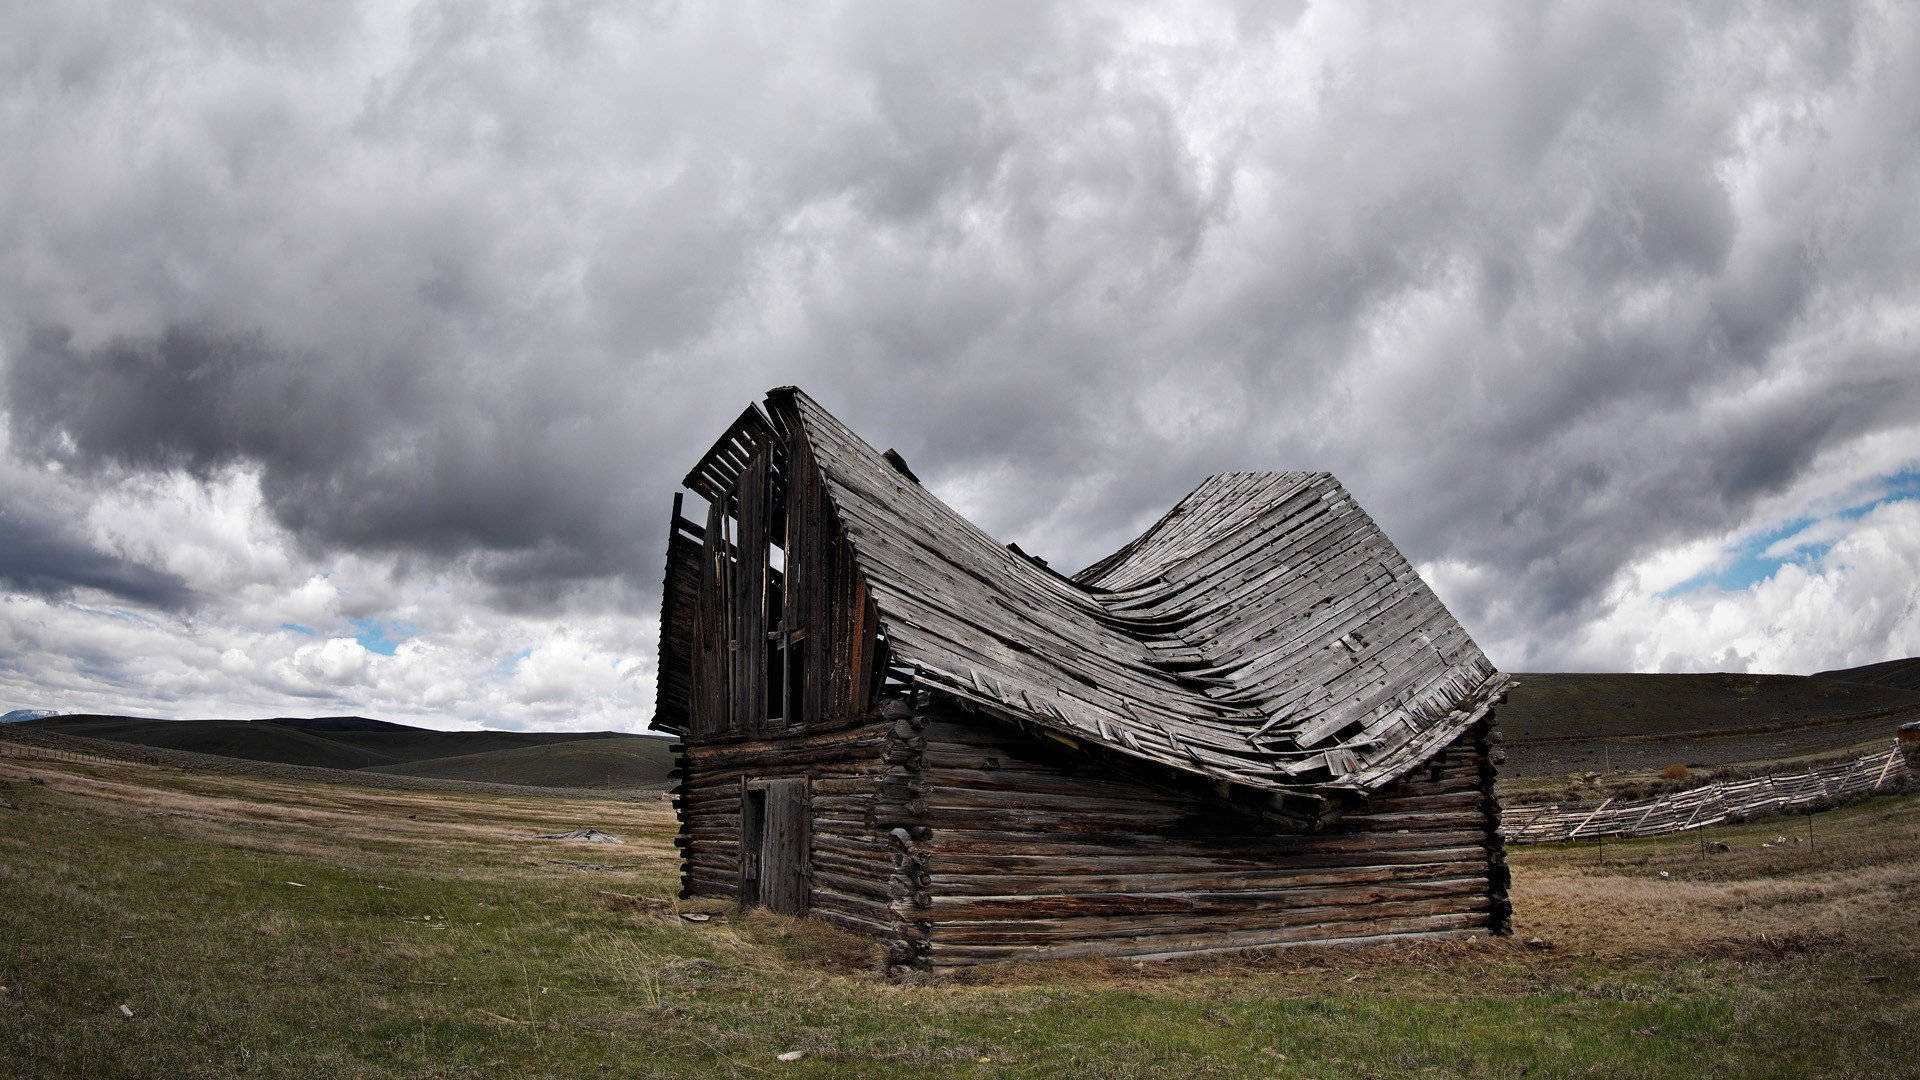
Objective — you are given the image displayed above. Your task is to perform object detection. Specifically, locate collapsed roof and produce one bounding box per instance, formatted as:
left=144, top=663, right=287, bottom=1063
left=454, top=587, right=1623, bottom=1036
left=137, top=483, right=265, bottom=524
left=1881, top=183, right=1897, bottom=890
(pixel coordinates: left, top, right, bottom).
left=670, top=386, right=1509, bottom=800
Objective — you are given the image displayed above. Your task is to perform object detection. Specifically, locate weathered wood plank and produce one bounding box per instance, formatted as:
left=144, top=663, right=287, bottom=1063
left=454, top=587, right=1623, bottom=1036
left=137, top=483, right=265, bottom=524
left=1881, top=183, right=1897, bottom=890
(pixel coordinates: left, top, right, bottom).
left=927, top=911, right=1489, bottom=966
left=929, top=894, right=1491, bottom=945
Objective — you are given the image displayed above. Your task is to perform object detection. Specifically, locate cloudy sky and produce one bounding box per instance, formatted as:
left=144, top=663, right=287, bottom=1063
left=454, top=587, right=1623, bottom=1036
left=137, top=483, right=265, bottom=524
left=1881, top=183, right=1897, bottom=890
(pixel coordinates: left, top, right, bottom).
left=3, top=1, right=1918, bottom=732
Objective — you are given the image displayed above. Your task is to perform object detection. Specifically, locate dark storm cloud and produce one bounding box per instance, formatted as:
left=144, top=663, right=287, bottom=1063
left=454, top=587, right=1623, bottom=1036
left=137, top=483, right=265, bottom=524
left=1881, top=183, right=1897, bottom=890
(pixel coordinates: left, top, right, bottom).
left=2, top=0, right=1918, bottom=674
left=8, top=323, right=666, bottom=601
left=9, top=325, right=400, bottom=478
left=782, top=0, right=1920, bottom=673
left=0, top=475, right=192, bottom=608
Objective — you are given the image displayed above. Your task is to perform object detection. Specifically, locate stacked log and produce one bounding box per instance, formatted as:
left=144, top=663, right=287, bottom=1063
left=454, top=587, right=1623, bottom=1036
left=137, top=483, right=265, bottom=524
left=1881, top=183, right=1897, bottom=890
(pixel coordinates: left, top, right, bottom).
left=676, top=714, right=940, bottom=969
left=914, top=709, right=1503, bottom=967
left=677, top=719, right=889, bottom=911
left=878, top=709, right=933, bottom=973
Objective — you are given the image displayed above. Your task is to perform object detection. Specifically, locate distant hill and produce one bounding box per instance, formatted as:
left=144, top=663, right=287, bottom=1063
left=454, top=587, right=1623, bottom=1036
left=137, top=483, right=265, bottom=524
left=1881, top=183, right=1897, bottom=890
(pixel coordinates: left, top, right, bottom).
left=15, top=714, right=673, bottom=790
left=1500, top=669, right=1920, bottom=779
left=1815, top=656, right=1920, bottom=694
left=28, top=716, right=401, bottom=770
left=361, top=736, right=676, bottom=790
left=1500, top=671, right=1920, bottom=742
left=254, top=716, right=418, bottom=733
left=2, top=709, right=58, bottom=724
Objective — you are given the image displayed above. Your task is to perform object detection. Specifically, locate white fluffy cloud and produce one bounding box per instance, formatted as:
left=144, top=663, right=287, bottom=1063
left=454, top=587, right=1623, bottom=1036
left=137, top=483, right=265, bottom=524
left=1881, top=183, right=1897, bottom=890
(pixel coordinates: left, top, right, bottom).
left=0, top=468, right=655, bottom=729
left=1569, top=499, right=1920, bottom=674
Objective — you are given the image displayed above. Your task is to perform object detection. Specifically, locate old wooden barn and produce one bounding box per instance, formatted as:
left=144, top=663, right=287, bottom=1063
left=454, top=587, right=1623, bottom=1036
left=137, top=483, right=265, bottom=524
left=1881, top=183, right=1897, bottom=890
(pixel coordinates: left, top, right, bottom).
left=652, top=387, right=1512, bottom=970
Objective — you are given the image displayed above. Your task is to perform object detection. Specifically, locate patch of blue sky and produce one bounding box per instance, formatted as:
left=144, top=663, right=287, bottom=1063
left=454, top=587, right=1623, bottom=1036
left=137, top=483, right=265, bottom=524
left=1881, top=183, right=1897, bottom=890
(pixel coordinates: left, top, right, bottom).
left=1663, top=464, right=1920, bottom=597
left=349, top=617, right=418, bottom=656
left=490, top=647, right=534, bottom=679
left=281, top=622, right=317, bottom=635
left=65, top=603, right=156, bottom=627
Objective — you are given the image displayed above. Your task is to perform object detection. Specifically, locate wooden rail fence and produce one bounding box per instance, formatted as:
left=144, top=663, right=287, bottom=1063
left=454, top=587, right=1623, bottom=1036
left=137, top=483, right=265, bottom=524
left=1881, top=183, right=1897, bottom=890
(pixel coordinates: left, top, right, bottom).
left=1502, top=743, right=1912, bottom=844
left=0, top=739, right=122, bottom=768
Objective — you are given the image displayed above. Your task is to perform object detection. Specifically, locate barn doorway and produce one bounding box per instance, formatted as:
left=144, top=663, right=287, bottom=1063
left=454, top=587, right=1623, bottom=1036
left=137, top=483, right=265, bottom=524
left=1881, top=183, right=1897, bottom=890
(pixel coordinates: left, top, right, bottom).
left=739, top=777, right=809, bottom=916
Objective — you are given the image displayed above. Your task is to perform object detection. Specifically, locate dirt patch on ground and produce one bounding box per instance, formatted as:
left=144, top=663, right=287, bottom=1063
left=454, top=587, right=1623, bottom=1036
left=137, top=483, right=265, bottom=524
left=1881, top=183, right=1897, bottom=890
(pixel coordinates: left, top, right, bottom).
left=1511, top=799, right=1920, bottom=964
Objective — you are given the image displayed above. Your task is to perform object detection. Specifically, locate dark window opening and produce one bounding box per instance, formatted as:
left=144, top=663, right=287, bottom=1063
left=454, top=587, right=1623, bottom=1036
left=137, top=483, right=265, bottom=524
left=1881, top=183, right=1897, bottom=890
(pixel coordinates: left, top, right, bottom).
left=785, top=637, right=805, bottom=722
left=760, top=523, right=798, bottom=725
left=765, top=547, right=784, bottom=628
left=764, top=639, right=785, bottom=723
left=740, top=787, right=766, bottom=908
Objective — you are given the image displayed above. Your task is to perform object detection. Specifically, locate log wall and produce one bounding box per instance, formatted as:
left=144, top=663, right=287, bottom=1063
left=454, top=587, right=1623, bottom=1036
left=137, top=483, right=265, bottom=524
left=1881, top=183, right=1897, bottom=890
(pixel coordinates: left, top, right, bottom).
left=905, top=705, right=1508, bottom=967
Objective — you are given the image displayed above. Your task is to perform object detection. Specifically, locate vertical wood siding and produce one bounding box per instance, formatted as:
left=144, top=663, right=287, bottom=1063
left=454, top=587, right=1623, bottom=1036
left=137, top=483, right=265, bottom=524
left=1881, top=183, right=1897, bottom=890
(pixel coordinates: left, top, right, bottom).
left=786, top=418, right=876, bottom=725
left=684, top=409, right=876, bottom=741
left=652, top=507, right=701, bottom=734
left=690, top=494, right=732, bottom=737
left=731, top=447, right=769, bottom=735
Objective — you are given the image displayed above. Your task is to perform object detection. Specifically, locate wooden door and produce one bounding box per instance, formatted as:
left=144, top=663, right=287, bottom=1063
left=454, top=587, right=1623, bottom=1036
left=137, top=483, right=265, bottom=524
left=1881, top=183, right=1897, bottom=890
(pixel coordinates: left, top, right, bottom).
left=740, top=778, right=809, bottom=916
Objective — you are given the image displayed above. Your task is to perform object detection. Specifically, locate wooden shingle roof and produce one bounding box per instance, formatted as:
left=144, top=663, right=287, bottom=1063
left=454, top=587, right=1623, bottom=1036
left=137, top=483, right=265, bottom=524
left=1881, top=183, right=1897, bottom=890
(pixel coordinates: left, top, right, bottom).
left=764, top=387, right=1508, bottom=800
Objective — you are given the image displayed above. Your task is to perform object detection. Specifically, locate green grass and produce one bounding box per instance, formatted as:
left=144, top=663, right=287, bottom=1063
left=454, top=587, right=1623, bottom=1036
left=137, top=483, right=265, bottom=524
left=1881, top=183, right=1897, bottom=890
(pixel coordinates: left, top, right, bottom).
left=3, top=748, right=1917, bottom=1078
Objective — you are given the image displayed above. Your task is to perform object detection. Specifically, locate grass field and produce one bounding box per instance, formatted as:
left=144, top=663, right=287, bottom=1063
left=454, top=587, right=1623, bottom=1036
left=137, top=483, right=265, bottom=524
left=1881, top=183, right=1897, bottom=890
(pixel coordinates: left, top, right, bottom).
left=3, top=742, right=1916, bottom=1078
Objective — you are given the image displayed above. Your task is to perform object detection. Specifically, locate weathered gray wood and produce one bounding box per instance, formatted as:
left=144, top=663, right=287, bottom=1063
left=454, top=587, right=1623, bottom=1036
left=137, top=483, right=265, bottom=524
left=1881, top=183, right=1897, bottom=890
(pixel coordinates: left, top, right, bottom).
left=769, top=387, right=1508, bottom=795
left=901, top=714, right=1500, bottom=959
left=770, top=777, right=809, bottom=914
left=652, top=503, right=702, bottom=735
left=926, top=910, right=1491, bottom=966
left=1505, top=745, right=1911, bottom=843
left=665, top=389, right=1509, bottom=967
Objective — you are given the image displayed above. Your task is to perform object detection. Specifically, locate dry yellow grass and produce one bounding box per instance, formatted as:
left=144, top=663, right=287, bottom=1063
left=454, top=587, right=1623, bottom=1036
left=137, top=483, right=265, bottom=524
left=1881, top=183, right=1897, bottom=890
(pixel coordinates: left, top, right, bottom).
left=0, top=742, right=678, bottom=886
left=1514, top=797, right=1920, bottom=963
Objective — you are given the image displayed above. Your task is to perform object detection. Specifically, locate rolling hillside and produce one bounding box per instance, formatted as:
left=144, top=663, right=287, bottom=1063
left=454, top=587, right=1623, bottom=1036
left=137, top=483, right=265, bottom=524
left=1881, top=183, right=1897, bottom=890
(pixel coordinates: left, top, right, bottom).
left=14, top=714, right=673, bottom=790
left=1816, top=656, right=1920, bottom=693
left=1498, top=672, right=1920, bottom=741
left=361, top=735, right=676, bottom=790
left=1500, top=668, right=1920, bottom=778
